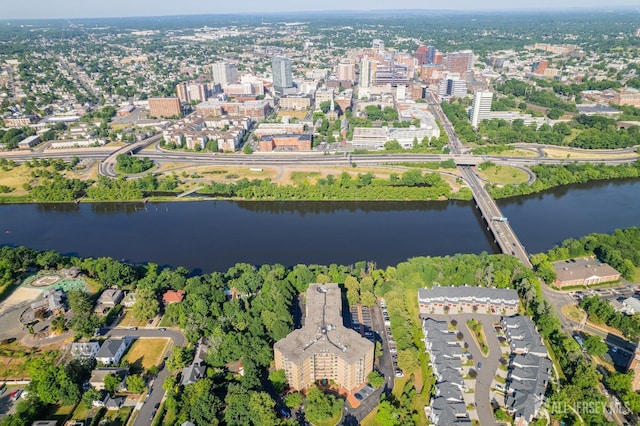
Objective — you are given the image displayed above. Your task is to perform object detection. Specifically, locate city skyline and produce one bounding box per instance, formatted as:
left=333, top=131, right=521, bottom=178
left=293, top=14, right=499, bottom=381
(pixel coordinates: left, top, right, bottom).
left=2, top=0, right=639, bottom=20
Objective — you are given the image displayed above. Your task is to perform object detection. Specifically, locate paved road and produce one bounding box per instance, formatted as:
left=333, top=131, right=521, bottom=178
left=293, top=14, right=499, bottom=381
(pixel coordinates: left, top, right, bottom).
left=99, top=134, right=163, bottom=177
left=454, top=314, right=501, bottom=426
left=106, top=327, right=185, bottom=426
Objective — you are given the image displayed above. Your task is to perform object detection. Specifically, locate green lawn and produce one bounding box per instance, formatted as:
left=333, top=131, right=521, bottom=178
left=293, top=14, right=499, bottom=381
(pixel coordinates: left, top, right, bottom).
left=123, top=338, right=171, bottom=373
left=477, top=164, right=529, bottom=185
left=119, top=310, right=148, bottom=327
left=50, top=403, right=77, bottom=425
left=102, top=406, right=133, bottom=426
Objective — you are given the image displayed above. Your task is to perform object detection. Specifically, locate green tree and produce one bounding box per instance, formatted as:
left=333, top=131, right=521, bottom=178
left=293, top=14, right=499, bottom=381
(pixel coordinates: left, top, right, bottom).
left=248, top=391, right=279, bottom=426
left=132, top=287, right=159, bottom=321
left=126, top=375, right=147, bottom=394
left=82, top=388, right=102, bottom=408
left=583, top=334, right=608, bottom=357
left=269, top=369, right=287, bottom=394
left=284, top=392, right=303, bottom=409
left=368, top=370, right=385, bottom=388
left=375, top=399, right=402, bottom=426
left=103, top=374, right=121, bottom=394
left=166, top=346, right=192, bottom=373
left=305, top=387, right=343, bottom=425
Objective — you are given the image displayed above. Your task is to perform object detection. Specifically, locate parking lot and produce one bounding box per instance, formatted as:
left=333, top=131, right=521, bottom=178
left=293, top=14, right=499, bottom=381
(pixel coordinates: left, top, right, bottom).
left=349, top=305, right=375, bottom=341
left=569, top=284, right=638, bottom=305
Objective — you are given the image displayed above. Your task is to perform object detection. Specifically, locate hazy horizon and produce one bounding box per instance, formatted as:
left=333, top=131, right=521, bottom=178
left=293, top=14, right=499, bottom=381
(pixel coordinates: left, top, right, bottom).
left=3, top=0, right=640, bottom=20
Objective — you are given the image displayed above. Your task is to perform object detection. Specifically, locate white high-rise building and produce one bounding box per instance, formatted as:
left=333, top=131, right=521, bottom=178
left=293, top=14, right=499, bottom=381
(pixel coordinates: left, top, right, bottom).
left=211, top=62, right=238, bottom=87
left=360, top=56, right=373, bottom=89
left=470, top=90, right=494, bottom=128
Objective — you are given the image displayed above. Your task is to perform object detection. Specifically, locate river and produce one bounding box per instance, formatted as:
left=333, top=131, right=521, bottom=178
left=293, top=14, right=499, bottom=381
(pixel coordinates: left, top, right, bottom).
left=0, top=179, right=638, bottom=272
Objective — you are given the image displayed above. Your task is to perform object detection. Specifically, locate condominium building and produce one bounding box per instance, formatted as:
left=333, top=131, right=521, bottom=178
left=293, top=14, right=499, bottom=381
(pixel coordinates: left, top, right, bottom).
left=148, top=97, right=181, bottom=118
left=274, top=283, right=374, bottom=392
left=470, top=90, right=494, bottom=128
left=418, top=286, right=519, bottom=316
left=502, top=315, right=552, bottom=426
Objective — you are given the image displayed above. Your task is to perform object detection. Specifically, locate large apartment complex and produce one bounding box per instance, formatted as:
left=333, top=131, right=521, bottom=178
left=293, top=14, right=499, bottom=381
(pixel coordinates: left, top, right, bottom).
left=274, top=283, right=374, bottom=392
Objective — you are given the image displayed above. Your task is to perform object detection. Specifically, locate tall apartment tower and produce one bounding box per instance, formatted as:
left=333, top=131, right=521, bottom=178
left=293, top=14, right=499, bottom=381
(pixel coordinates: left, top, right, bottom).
left=211, top=62, right=238, bottom=87
left=337, top=62, right=356, bottom=82
left=359, top=56, right=373, bottom=89
left=470, top=90, right=493, bottom=128
left=272, top=56, right=293, bottom=95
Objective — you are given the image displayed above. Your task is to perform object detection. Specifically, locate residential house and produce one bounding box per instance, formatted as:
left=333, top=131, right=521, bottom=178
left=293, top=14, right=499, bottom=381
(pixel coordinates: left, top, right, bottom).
left=162, top=290, right=186, bottom=304
left=122, top=292, right=137, bottom=308
left=89, top=367, right=128, bottom=391
left=181, top=341, right=209, bottom=386
left=70, top=342, right=100, bottom=359
left=95, top=338, right=129, bottom=365
left=94, top=289, right=124, bottom=315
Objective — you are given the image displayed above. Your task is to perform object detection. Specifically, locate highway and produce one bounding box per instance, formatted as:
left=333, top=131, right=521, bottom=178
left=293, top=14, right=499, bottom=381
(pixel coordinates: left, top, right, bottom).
left=99, top=134, right=164, bottom=178
left=427, top=92, right=534, bottom=268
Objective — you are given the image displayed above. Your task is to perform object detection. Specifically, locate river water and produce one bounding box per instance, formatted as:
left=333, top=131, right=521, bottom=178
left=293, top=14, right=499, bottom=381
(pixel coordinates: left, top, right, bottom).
left=0, top=179, right=638, bottom=272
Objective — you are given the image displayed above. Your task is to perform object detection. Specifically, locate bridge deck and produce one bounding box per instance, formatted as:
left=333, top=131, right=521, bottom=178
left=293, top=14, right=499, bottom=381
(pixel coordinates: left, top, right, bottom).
left=460, top=166, right=532, bottom=268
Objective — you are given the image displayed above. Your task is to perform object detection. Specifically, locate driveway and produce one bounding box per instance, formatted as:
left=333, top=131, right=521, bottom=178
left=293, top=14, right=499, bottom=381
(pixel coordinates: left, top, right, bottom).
left=341, top=301, right=393, bottom=425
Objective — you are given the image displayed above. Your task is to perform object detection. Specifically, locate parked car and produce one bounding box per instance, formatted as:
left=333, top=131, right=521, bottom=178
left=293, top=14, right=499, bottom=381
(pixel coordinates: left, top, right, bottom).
left=128, top=327, right=137, bottom=331
left=9, top=389, right=22, bottom=401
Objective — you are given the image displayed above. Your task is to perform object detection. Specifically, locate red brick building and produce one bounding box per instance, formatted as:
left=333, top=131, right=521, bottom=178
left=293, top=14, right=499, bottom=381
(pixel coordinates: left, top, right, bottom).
left=259, top=134, right=312, bottom=152
left=148, top=97, right=181, bottom=118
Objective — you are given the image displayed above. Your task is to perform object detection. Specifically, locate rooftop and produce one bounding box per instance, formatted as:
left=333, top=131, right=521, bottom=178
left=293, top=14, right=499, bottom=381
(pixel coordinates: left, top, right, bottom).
left=274, top=283, right=373, bottom=365
left=553, top=257, right=620, bottom=282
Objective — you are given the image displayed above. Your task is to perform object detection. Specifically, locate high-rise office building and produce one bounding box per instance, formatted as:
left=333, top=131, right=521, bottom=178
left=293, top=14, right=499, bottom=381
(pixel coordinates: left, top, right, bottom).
left=470, top=90, right=494, bottom=128
left=211, top=62, right=238, bottom=87
left=446, top=50, right=474, bottom=75
left=272, top=56, right=293, bottom=95
left=415, top=46, right=436, bottom=65
left=437, top=78, right=467, bottom=99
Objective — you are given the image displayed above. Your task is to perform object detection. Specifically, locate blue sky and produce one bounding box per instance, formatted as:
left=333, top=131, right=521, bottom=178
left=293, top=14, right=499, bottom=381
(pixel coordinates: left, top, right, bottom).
left=4, top=0, right=639, bottom=19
